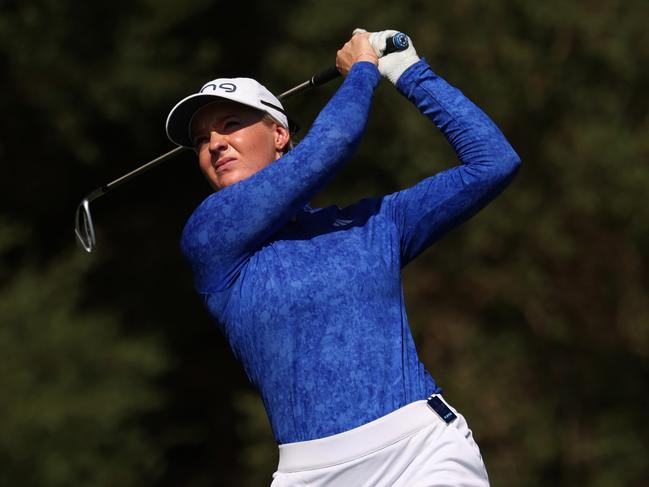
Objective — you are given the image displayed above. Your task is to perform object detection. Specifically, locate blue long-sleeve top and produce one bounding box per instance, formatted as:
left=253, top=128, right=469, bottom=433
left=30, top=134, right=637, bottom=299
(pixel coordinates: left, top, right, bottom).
left=181, top=60, right=521, bottom=444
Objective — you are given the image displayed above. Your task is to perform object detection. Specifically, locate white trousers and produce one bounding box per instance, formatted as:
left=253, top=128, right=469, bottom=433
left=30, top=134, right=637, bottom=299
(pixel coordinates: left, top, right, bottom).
left=271, top=396, right=489, bottom=487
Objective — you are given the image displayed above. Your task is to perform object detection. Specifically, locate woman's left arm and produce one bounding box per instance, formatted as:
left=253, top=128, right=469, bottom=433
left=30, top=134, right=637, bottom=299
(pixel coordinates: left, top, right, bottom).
left=381, top=58, right=522, bottom=266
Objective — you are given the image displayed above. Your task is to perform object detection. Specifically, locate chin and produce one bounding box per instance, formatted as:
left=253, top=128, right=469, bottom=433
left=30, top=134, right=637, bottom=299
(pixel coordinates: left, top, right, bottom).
left=213, top=173, right=243, bottom=190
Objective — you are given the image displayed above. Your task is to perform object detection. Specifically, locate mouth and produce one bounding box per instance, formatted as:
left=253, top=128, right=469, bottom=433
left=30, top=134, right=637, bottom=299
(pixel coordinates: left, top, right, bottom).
left=214, top=157, right=236, bottom=171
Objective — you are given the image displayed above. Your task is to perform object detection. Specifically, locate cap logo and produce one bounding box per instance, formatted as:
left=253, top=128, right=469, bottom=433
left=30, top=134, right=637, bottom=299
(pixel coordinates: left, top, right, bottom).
left=200, top=82, right=237, bottom=94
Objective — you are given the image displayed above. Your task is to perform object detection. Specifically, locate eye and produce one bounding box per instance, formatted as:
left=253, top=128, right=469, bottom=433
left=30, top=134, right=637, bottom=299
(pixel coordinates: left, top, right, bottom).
left=223, top=119, right=241, bottom=130
left=193, top=136, right=208, bottom=150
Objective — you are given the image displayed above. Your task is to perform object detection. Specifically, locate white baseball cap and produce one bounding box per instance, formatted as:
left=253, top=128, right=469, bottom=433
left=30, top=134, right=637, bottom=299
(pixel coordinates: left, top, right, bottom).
left=165, top=77, right=297, bottom=148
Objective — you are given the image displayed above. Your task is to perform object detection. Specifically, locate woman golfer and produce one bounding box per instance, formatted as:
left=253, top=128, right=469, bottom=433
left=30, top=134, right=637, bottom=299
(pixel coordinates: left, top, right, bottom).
left=165, top=29, right=520, bottom=486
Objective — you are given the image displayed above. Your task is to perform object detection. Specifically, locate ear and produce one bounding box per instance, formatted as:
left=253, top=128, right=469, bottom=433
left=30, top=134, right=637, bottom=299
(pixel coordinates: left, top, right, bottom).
left=273, top=124, right=290, bottom=152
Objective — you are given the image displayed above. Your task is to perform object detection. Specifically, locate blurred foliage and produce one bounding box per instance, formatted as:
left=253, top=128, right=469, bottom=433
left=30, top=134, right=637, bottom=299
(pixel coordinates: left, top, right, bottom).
left=0, top=220, right=167, bottom=486
left=1, top=0, right=648, bottom=485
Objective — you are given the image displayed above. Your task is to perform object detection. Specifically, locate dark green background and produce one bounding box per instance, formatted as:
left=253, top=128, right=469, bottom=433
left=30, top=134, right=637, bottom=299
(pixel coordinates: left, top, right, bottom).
left=2, top=1, right=648, bottom=485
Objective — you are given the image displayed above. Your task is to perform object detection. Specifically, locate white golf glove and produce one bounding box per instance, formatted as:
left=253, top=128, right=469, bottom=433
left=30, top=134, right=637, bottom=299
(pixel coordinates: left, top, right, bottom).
left=353, top=28, right=419, bottom=84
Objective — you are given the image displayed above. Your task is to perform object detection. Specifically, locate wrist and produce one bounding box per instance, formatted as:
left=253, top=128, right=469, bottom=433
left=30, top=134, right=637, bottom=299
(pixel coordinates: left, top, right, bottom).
left=386, top=55, right=420, bottom=84
left=347, top=60, right=382, bottom=85
left=355, top=52, right=378, bottom=65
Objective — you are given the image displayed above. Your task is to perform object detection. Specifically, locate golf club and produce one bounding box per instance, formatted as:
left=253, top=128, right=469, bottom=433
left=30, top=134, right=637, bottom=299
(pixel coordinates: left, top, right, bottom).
left=74, top=33, right=409, bottom=253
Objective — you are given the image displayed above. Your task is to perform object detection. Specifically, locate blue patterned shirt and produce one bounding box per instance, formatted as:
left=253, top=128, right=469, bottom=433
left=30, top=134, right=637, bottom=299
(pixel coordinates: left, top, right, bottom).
left=181, top=60, right=521, bottom=444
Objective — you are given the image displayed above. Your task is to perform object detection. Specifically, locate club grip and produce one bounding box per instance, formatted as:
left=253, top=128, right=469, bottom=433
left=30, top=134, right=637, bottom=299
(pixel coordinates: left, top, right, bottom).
left=383, top=32, right=409, bottom=55
left=311, top=66, right=341, bottom=87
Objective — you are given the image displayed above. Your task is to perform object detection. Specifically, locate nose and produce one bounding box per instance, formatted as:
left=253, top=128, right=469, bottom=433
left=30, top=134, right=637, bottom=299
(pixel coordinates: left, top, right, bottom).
left=208, top=131, right=228, bottom=154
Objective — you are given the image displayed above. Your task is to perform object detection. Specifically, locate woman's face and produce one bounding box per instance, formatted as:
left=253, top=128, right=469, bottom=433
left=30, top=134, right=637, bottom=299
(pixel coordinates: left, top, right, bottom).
left=190, top=101, right=289, bottom=190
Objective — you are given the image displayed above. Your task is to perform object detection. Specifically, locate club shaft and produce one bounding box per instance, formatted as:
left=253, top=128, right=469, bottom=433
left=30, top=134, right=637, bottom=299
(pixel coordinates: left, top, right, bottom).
left=278, top=80, right=312, bottom=100
left=278, top=67, right=341, bottom=100
left=98, top=146, right=186, bottom=198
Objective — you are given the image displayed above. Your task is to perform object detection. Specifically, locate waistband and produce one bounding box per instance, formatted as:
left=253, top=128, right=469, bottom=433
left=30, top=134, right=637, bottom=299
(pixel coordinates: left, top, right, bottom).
left=277, top=395, right=454, bottom=472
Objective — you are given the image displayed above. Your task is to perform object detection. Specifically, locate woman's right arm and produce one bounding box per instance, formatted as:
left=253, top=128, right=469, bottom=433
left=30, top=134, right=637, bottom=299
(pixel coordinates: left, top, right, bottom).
left=181, top=61, right=381, bottom=292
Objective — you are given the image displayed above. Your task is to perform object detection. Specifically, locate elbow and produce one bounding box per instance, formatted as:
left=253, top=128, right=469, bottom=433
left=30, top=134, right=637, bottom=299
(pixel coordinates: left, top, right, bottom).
left=504, top=149, right=522, bottom=177
left=492, top=147, right=522, bottom=184
left=470, top=148, right=521, bottom=192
